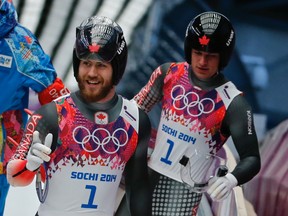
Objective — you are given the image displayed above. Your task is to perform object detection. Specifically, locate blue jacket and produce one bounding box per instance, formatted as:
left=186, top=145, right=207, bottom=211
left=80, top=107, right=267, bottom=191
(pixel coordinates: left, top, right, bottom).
left=0, top=0, right=56, bottom=113
left=0, top=0, right=57, bottom=169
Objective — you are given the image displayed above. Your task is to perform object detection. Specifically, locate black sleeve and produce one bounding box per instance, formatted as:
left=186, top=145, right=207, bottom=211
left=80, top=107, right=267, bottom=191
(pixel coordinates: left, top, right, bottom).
left=133, top=63, right=171, bottom=113
left=222, top=95, right=261, bottom=185
left=124, top=108, right=152, bottom=216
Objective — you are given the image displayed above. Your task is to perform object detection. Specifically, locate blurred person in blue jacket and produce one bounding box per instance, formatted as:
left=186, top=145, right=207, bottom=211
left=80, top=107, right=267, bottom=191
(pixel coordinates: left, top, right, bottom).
left=0, top=0, right=69, bottom=214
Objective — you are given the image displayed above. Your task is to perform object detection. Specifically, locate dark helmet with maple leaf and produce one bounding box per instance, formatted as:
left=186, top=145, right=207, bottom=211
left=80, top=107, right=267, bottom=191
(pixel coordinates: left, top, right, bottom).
left=184, top=11, right=235, bottom=71
left=73, top=15, right=127, bottom=85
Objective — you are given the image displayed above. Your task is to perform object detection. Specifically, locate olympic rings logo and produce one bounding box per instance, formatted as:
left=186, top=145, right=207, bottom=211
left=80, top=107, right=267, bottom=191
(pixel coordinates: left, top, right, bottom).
left=171, top=85, right=215, bottom=117
left=73, top=126, right=128, bottom=154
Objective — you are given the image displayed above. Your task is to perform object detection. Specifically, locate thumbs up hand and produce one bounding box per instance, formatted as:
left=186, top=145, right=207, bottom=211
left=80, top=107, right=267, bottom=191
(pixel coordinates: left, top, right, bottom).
left=26, top=131, right=52, bottom=171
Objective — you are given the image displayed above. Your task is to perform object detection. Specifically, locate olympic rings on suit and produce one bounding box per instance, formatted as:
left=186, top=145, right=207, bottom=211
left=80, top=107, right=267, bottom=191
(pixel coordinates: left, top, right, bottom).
left=171, top=85, right=215, bottom=117
left=73, top=126, right=128, bottom=154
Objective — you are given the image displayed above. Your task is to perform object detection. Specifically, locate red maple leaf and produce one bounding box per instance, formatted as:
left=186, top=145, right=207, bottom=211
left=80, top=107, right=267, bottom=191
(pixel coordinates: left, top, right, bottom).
left=199, top=35, right=210, bottom=46
left=25, top=36, right=32, bottom=44
left=89, top=43, right=100, bottom=52
left=97, top=113, right=106, bottom=120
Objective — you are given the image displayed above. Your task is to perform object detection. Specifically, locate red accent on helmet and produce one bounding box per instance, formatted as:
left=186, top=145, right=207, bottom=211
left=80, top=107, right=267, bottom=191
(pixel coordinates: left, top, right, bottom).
left=199, top=35, right=210, bottom=46
left=89, top=43, right=100, bottom=53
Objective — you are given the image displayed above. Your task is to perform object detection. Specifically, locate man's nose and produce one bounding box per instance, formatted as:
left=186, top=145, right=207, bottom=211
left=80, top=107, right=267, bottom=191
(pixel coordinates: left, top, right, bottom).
left=88, top=66, right=99, bottom=76
left=199, top=55, right=208, bottom=65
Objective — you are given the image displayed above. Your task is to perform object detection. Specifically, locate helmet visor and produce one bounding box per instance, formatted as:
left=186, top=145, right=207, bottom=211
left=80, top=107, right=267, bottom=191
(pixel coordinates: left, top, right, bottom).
left=75, top=24, right=119, bottom=62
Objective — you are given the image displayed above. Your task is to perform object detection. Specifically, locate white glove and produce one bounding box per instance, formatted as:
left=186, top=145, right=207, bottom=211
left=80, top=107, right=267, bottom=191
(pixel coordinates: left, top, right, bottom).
left=26, top=131, right=52, bottom=171
left=207, top=173, right=238, bottom=201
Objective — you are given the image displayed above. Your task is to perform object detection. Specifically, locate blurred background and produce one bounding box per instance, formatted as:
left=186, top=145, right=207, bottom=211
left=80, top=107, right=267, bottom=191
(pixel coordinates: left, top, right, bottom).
left=5, top=0, right=288, bottom=215
left=12, top=0, right=288, bottom=131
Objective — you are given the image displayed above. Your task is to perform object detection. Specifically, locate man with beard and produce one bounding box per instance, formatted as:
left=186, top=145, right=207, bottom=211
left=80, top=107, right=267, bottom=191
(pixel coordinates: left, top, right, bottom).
left=6, top=15, right=152, bottom=216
